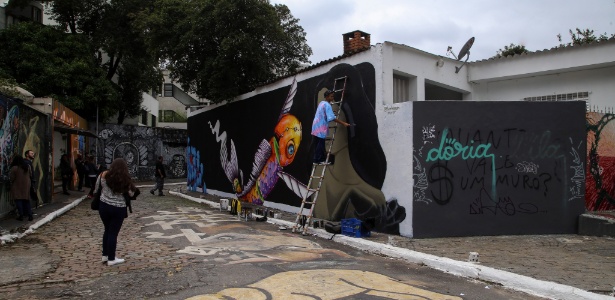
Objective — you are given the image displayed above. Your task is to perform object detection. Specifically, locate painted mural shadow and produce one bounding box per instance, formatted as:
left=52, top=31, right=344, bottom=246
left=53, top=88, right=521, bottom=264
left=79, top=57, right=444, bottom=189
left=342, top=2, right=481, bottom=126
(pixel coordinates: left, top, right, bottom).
left=310, top=63, right=405, bottom=234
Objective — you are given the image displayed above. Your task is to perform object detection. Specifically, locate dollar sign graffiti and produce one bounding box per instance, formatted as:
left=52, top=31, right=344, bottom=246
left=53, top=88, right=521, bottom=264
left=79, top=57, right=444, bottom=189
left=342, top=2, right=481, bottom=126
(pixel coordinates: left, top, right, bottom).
left=428, top=161, right=454, bottom=205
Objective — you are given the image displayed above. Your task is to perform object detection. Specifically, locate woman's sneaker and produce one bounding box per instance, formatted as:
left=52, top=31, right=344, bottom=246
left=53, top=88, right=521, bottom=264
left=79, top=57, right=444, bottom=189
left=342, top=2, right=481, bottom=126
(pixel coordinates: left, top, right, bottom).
left=102, top=256, right=108, bottom=263
left=107, top=258, right=125, bottom=266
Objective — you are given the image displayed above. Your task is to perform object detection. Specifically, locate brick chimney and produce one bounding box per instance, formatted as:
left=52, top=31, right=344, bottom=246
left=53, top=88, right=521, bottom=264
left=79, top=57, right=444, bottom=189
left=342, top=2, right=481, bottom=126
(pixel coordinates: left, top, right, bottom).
left=343, top=30, right=371, bottom=55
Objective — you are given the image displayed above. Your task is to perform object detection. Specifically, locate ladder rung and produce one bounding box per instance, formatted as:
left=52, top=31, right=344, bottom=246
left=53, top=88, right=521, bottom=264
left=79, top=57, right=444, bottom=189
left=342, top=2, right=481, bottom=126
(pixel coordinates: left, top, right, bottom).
left=302, top=201, right=315, bottom=205
left=332, top=101, right=342, bottom=105
left=311, top=175, right=322, bottom=179
left=334, top=76, right=347, bottom=81
left=307, top=188, right=319, bottom=192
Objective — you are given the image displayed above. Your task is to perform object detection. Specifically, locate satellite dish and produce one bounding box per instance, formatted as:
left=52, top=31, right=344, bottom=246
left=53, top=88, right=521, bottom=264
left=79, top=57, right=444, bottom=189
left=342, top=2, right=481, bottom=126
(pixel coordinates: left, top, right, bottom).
left=446, top=37, right=475, bottom=74
left=457, top=37, right=475, bottom=61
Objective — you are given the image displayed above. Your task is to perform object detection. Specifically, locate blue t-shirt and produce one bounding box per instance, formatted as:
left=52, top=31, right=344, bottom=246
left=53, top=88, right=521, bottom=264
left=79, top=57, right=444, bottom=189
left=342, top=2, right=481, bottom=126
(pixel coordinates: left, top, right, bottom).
left=311, top=101, right=336, bottom=138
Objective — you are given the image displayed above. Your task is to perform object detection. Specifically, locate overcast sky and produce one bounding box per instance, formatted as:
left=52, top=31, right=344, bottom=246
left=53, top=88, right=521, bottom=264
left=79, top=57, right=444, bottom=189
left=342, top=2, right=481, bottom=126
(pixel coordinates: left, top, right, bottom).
left=270, top=0, right=615, bottom=64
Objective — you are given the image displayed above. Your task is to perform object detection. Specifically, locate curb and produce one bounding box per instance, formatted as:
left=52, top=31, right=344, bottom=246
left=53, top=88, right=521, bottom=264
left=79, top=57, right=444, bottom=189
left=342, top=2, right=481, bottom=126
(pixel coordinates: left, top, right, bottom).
left=170, top=190, right=613, bottom=300
left=0, top=196, right=87, bottom=245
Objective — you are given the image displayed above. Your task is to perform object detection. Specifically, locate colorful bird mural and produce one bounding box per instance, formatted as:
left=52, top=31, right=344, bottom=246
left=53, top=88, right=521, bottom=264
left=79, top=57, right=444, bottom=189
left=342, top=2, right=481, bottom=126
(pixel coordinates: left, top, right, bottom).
left=210, top=78, right=312, bottom=205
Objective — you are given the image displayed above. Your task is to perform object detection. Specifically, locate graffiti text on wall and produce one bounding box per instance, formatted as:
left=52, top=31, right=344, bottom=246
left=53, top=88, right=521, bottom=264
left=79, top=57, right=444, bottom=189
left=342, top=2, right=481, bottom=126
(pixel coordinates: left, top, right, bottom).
left=412, top=101, right=587, bottom=237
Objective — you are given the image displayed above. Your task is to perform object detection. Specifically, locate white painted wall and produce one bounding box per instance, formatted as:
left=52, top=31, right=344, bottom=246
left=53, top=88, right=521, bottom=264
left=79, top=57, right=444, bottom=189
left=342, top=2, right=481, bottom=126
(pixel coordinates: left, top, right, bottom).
left=384, top=42, right=473, bottom=104
left=377, top=102, right=414, bottom=236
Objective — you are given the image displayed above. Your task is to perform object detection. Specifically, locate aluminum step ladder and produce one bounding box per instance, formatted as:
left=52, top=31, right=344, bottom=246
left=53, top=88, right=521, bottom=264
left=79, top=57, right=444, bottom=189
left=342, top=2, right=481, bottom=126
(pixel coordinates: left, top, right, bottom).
left=292, top=76, right=348, bottom=235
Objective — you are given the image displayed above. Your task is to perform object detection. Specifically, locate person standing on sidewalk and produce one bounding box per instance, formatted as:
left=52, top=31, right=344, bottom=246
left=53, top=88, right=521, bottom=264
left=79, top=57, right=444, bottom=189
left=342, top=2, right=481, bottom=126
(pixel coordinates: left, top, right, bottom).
left=97, top=158, right=139, bottom=266
left=85, top=155, right=98, bottom=198
left=74, top=153, right=86, bottom=192
left=59, top=154, right=73, bottom=195
left=150, top=156, right=166, bottom=196
left=10, top=155, right=32, bottom=221
left=24, top=150, right=38, bottom=208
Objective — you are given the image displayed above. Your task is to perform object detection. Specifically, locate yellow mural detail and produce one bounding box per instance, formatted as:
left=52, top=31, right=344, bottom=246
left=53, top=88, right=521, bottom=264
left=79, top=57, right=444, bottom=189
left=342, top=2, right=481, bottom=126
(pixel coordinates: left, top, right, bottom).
left=21, top=116, right=44, bottom=204
left=186, top=269, right=462, bottom=300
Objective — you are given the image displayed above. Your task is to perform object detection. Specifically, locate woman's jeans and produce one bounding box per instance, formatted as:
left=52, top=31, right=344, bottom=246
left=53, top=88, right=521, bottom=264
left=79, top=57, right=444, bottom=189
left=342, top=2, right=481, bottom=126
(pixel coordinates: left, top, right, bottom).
left=99, top=201, right=126, bottom=261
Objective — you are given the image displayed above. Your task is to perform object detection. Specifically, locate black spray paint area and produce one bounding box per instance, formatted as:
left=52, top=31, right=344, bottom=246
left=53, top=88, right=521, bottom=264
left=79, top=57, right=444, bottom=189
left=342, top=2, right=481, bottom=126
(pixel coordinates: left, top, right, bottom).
left=413, top=101, right=586, bottom=237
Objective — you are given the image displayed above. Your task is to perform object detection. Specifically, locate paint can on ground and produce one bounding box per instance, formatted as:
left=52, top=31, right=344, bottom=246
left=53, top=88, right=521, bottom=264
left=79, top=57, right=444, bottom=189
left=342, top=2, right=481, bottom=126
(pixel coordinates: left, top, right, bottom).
left=468, top=252, right=479, bottom=263
left=219, top=199, right=229, bottom=211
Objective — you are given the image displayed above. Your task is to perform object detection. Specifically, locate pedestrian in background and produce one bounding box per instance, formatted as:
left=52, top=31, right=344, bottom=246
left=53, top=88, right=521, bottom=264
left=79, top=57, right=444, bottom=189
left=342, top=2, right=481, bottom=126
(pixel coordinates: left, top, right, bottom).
left=10, top=155, right=32, bottom=221
left=150, top=156, right=166, bottom=196
left=85, top=155, right=98, bottom=198
left=24, top=150, right=38, bottom=208
left=97, top=158, right=139, bottom=266
left=59, top=154, right=73, bottom=195
left=75, top=153, right=86, bottom=192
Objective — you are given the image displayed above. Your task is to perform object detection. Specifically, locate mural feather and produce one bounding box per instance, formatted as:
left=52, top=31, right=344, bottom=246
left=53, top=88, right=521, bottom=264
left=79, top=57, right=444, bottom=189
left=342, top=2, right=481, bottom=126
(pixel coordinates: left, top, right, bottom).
left=277, top=171, right=314, bottom=199
left=279, top=77, right=297, bottom=120
left=238, top=139, right=271, bottom=197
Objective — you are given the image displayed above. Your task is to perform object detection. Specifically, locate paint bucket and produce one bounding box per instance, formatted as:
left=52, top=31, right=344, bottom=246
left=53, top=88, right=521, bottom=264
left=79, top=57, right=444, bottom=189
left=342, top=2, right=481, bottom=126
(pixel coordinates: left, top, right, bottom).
left=219, top=199, right=229, bottom=211
left=468, top=252, right=479, bottom=263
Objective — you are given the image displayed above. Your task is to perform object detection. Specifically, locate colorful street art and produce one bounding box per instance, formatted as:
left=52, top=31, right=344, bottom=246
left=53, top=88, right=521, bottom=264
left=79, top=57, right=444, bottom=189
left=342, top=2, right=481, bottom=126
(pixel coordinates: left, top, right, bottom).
left=18, top=106, right=50, bottom=207
left=188, top=63, right=405, bottom=234
left=209, top=78, right=305, bottom=205
left=0, top=93, right=51, bottom=217
left=96, top=124, right=187, bottom=180
left=0, top=97, right=19, bottom=180
left=413, top=101, right=587, bottom=237
left=187, top=137, right=205, bottom=193
left=586, top=111, right=615, bottom=211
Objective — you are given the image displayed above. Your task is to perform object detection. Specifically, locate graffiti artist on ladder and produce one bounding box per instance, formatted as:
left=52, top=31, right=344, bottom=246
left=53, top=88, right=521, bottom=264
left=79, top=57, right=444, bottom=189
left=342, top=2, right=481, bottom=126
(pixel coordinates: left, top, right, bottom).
left=311, top=89, right=350, bottom=165
left=96, top=158, right=140, bottom=266
left=10, top=155, right=33, bottom=221
left=59, top=154, right=73, bottom=195
left=150, top=156, right=166, bottom=196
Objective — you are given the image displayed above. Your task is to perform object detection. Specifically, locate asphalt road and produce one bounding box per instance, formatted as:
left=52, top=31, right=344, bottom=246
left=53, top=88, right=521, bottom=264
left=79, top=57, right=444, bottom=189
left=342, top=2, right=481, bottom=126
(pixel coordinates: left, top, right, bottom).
left=0, top=192, right=546, bottom=300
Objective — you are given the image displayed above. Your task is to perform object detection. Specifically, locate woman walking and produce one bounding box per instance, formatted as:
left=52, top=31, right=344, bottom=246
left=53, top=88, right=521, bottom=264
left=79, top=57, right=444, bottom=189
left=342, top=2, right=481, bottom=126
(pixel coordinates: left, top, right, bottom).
left=96, top=158, right=139, bottom=266
left=10, top=155, right=33, bottom=221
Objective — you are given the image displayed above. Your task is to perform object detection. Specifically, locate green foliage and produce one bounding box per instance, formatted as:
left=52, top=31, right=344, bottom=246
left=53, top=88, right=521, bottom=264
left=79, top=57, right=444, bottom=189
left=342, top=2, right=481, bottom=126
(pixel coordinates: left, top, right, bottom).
left=141, top=0, right=312, bottom=103
left=493, top=43, right=529, bottom=59
left=557, top=28, right=615, bottom=46
left=47, top=0, right=161, bottom=124
left=0, top=22, right=116, bottom=117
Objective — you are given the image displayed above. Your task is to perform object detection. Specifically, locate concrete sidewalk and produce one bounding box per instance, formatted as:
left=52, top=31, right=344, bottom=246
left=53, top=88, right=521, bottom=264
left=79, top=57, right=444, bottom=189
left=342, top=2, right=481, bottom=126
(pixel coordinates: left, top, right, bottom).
left=1, top=184, right=614, bottom=300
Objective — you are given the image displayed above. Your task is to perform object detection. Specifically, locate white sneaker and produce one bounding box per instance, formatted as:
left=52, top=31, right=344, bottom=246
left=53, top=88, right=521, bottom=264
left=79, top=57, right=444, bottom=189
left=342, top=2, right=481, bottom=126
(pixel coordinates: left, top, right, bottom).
left=107, top=258, right=125, bottom=266
left=102, top=256, right=108, bottom=263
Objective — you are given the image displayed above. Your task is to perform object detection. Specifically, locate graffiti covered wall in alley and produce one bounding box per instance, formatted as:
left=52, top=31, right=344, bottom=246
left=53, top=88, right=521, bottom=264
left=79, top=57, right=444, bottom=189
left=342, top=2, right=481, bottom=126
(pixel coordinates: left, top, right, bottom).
left=188, top=63, right=405, bottom=234
left=413, top=101, right=587, bottom=238
left=586, top=111, right=615, bottom=211
left=0, top=94, right=52, bottom=218
left=96, top=124, right=186, bottom=180
left=18, top=105, right=51, bottom=207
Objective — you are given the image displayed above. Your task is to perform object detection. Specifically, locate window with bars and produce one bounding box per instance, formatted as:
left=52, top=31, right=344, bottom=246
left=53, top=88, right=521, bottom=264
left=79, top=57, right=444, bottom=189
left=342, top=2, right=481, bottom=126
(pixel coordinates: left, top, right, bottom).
left=523, top=92, right=589, bottom=110
left=393, top=74, right=409, bottom=103
left=522, top=92, right=588, bottom=102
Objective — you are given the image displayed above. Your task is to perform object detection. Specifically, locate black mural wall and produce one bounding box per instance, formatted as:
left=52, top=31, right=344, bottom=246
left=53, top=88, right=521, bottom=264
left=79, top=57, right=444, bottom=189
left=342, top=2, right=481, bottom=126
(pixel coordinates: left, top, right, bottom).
left=413, top=101, right=587, bottom=237
left=187, top=63, right=401, bottom=233
left=95, top=124, right=187, bottom=180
